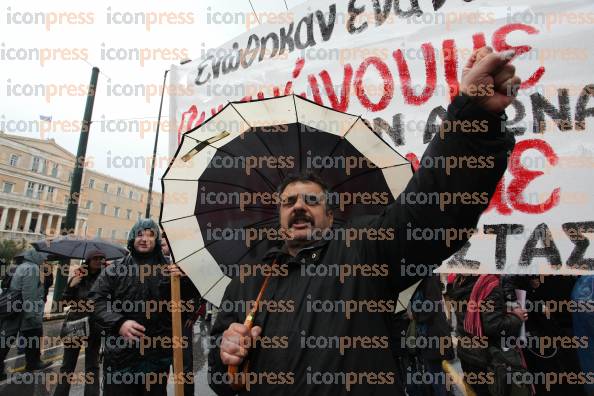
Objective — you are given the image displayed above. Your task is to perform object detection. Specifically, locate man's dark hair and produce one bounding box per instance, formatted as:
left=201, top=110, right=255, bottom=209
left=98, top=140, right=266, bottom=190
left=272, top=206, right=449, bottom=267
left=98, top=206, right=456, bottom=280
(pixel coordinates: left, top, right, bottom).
left=276, top=172, right=334, bottom=212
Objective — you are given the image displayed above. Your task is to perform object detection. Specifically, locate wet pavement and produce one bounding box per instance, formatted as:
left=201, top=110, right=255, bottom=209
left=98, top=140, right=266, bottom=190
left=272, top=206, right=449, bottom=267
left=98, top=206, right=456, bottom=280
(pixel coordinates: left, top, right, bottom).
left=0, top=318, right=217, bottom=396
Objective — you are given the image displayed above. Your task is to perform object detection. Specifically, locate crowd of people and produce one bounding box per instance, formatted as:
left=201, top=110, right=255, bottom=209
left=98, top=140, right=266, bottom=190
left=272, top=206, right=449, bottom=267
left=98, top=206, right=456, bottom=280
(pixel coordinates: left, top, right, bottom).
left=0, top=45, right=592, bottom=396
left=393, top=274, right=594, bottom=396
left=0, top=218, right=208, bottom=396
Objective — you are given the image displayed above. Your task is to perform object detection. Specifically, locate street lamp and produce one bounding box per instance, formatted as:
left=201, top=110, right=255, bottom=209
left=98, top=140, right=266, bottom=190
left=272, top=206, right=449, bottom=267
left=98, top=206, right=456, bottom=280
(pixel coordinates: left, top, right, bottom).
left=145, top=59, right=192, bottom=218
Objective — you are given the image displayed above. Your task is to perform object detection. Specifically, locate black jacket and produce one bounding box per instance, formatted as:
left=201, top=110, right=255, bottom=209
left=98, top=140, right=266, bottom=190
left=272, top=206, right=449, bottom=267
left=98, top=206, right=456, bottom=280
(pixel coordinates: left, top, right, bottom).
left=208, top=95, right=515, bottom=396
left=448, top=275, right=523, bottom=366
left=89, top=252, right=196, bottom=370
left=62, top=269, right=101, bottom=331
left=410, top=276, right=454, bottom=361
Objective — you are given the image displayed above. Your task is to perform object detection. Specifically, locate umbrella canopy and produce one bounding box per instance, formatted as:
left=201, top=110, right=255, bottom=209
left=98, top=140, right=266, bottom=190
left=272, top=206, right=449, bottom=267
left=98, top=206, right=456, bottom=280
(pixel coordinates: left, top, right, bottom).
left=32, top=236, right=128, bottom=260
left=14, top=250, right=61, bottom=262
left=161, top=95, right=412, bottom=306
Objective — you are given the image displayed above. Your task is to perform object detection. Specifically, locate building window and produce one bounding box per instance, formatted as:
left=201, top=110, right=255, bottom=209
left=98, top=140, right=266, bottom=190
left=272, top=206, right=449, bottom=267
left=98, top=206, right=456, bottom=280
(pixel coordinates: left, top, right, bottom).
left=117, top=186, right=122, bottom=196
left=139, top=194, right=143, bottom=202
left=68, top=172, right=73, bottom=182
left=36, top=184, right=45, bottom=199
left=47, top=186, right=55, bottom=201
left=126, top=209, right=132, bottom=220
left=26, top=182, right=35, bottom=198
left=111, top=230, right=117, bottom=240
left=9, top=154, right=18, bottom=167
left=51, top=163, right=59, bottom=177
left=137, top=211, right=142, bottom=220
left=100, top=203, right=107, bottom=215
left=124, top=231, right=129, bottom=240
left=3, top=182, right=14, bottom=193
left=86, top=200, right=93, bottom=210
left=64, top=195, right=69, bottom=204
left=128, top=190, right=134, bottom=199
left=104, top=183, right=109, bottom=193
left=96, top=227, right=103, bottom=238
left=88, top=179, right=95, bottom=189
left=114, top=207, right=120, bottom=218
left=32, top=156, right=41, bottom=172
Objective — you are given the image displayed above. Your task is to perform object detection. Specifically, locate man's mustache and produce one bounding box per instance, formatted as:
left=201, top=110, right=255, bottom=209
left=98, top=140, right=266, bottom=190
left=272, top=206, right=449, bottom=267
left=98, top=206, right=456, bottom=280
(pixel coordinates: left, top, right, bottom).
left=289, top=213, right=313, bottom=227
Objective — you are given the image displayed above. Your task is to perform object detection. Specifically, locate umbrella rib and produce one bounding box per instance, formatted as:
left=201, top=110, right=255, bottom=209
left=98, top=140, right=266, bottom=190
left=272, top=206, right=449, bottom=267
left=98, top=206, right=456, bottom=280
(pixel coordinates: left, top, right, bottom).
left=229, top=103, right=253, bottom=128
left=293, top=95, right=299, bottom=124
left=251, top=130, right=287, bottom=182
left=172, top=216, right=277, bottom=264
left=318, top=116, right=361, bottom=177
left=329, top=163, right=409, bottom=192
left=199, top=275, right=229, bottom=305
left=162, top=206, right=277, bottom=224
left=202, top=145, right=278, bottom=192
left=197, top=206, right=277, bottom=216
left=181, top=135, right=275, bottom=191
left=195, top=179, right=266, bottom=195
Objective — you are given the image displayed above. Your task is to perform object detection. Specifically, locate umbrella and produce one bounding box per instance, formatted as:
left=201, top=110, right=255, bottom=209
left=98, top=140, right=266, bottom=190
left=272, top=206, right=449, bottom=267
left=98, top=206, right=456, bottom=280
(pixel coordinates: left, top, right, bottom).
left=32, top=236, right=128, bottom=260
left=14, top=250, right=62, bottom=262
left=161, top=94, right=412, bottom=306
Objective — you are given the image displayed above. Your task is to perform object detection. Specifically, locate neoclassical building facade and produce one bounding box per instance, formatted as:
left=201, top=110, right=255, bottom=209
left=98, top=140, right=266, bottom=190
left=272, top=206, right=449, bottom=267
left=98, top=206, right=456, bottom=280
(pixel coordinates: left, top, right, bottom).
left=0, top=131, right=160, bottom=244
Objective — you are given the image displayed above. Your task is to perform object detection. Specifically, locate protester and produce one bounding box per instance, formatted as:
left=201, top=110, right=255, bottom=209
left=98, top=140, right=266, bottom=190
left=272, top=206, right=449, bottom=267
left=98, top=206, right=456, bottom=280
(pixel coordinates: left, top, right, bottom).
left=41, top=257, right=54, bottom=303
left=161, top=234, right=202, bottom=396
left=449, top=274, right=530, bottom=396
left=509, top=276, right=586, bottom=395
left=408, top=276, right=454, bottom=396
left=208, top=46, right=520, bottom=395
left=53, top=249, right=105, bottom=396
left=0, top=249, right=51, bottom=380
left=572, top=275, right=594, bottom=396
left=90, top=218, right=195, bottom=396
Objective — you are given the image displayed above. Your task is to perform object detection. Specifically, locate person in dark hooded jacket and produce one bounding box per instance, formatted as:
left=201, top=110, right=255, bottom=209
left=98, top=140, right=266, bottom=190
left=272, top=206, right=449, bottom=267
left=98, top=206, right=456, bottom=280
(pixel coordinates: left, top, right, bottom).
left=89, top=219, right=196, bottom=396
left=0, top=249, right=51, bottom=380
left=447, top=275, right=527, bottom=396
left=208, top=46, right=520, bottom=396
left=53, top=249, right=105, bottom=396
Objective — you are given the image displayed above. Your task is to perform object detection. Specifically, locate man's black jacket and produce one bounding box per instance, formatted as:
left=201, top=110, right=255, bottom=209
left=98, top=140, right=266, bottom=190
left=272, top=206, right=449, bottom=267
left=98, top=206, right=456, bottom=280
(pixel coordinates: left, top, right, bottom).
left=208, top=95, right=516, bottom=396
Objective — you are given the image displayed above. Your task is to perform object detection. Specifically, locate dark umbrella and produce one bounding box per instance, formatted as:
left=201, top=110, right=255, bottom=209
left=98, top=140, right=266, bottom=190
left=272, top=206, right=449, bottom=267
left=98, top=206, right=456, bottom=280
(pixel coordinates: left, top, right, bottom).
left=32, top=236, right=128, bottom=260
left=14, top=250, right=62, bottom=262
left=161, top=94, right=412, bottom=305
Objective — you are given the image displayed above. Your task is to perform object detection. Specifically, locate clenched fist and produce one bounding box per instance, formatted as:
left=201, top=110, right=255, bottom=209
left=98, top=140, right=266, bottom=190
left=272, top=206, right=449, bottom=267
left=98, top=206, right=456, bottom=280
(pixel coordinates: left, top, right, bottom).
left=220, top=323, right=262, bottom=366
left=460, top=47, right=522, bottom=113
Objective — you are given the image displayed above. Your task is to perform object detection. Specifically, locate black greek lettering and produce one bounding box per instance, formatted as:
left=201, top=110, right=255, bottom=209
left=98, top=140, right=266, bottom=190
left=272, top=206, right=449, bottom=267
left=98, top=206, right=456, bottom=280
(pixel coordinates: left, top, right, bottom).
left=347, top=0, right=368, bottom=34
left=295, top=13, right=316, bottom=49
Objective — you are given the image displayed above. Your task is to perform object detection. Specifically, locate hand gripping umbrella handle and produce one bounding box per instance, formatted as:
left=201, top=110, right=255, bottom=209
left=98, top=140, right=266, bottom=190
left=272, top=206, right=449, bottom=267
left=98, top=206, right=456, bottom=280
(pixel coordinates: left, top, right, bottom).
left=228, top=275, right=271, bottom=391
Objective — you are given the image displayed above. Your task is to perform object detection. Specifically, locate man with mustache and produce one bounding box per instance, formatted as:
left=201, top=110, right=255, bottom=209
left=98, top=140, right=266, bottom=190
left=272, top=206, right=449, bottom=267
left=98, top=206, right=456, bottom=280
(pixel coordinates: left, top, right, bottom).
left=208, top=47, right=520, bottom=395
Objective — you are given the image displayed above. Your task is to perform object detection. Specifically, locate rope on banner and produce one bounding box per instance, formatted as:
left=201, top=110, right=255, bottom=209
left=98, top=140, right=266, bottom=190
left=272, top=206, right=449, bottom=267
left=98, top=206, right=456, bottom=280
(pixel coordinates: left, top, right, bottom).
left=248, top=0, right=260, bottom=24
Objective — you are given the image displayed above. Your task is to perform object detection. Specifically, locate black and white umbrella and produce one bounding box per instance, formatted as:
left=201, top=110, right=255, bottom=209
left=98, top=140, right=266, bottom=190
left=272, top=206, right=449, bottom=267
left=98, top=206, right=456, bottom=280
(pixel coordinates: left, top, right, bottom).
left=160, top=95, right=412, bottom=306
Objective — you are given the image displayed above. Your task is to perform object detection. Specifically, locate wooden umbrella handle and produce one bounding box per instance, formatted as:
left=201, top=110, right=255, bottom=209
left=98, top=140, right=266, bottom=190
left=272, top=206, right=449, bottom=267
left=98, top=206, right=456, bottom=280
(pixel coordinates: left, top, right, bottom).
left=227, top=275, right=270, bottom=391
left=171, top=273, right=184, bottom=396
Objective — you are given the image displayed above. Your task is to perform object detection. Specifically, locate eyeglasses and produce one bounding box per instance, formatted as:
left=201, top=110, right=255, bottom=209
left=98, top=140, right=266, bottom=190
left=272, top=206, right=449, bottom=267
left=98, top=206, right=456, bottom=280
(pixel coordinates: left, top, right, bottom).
left=281, top=193, right=325, bottom=207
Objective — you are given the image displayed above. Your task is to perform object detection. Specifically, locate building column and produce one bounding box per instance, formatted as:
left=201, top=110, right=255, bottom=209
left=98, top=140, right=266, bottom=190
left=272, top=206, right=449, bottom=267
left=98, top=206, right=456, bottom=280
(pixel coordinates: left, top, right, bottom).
left=56, top=215, right=64, bottom=234
left=34, top=213, right=44, bottom=234
left=24, top=211, right=33, bottom=232
left=11, top=209, right=21, bottom=231
left=0, top=207, right=9, bottom=230
left=45, top=214, right=55, bottom=235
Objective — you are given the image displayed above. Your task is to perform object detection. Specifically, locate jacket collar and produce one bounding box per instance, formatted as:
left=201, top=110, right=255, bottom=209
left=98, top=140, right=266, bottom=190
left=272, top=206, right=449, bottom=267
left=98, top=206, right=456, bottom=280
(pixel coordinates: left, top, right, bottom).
left=263, top=239, right=328, bottom=264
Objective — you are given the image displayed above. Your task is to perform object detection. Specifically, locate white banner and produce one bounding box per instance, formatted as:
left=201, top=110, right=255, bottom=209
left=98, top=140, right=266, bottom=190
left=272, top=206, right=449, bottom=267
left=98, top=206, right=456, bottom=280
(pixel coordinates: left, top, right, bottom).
left=168, top=0, right=594, bottom=275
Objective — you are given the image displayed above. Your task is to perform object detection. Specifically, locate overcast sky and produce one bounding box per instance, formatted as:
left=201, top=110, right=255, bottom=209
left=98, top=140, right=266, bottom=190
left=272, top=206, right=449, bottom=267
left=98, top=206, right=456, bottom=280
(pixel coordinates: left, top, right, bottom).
left=0, top=0, right=304, bottom=191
